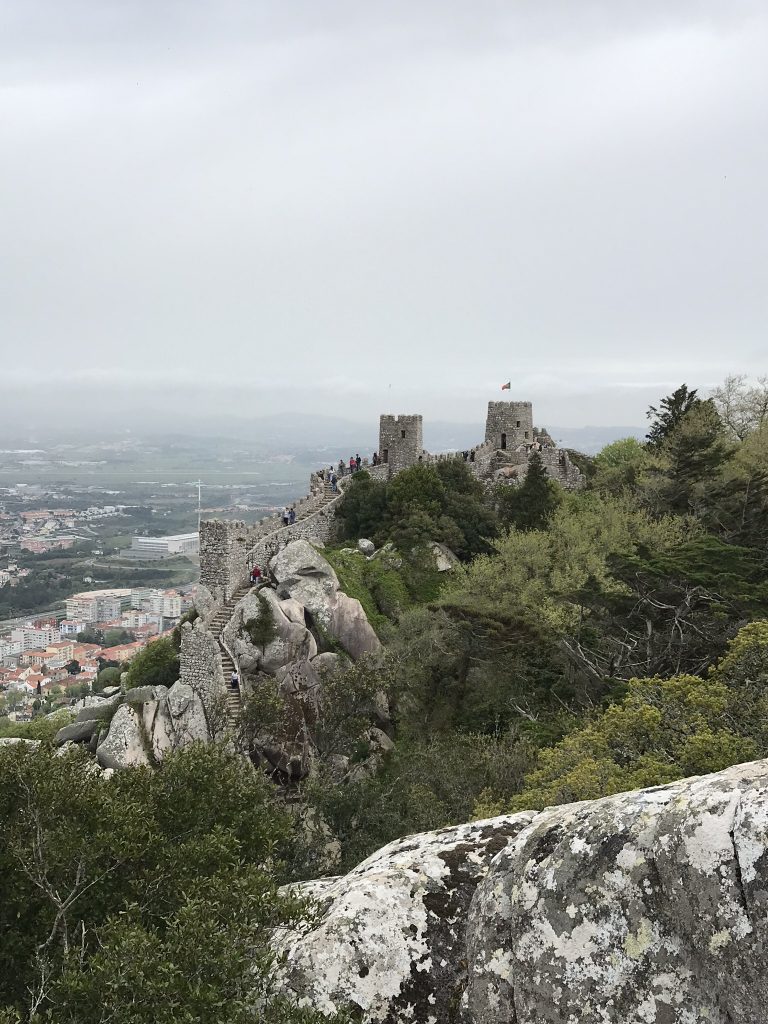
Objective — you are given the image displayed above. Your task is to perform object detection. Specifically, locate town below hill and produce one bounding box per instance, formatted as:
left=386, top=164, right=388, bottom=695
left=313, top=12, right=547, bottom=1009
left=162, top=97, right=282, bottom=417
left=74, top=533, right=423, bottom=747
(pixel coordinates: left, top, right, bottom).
left=0, top=584, right=195, bottom=724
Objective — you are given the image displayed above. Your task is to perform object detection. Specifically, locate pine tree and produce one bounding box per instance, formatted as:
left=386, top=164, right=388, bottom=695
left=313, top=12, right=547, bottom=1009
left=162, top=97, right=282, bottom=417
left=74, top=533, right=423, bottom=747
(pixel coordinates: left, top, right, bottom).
left=646, top=384, right=700, bottom=448
left=496, top=450, right=560, bottom=531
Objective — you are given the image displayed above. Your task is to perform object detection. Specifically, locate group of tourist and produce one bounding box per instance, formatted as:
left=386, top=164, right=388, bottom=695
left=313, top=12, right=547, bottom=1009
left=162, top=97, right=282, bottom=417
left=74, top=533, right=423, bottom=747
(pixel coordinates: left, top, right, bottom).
left=281, top=506, right=297, bottom=526
left=336, top=453, right=363, bottom=476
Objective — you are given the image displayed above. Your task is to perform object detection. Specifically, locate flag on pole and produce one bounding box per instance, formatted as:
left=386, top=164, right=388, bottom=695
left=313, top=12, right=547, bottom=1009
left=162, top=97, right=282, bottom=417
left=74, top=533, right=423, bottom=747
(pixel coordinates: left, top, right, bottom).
left=501, top=381, right=511, bottom=391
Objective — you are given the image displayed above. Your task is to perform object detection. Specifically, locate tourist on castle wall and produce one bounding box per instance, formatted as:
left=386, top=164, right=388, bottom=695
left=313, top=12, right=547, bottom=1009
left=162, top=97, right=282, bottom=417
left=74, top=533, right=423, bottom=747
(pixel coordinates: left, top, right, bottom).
left=289, top=507, right=296, bottom=524
left=338, top=458, right=345, bottom=477
left=282, top=507, right=290, bottom=526
left=330, top=473, right=338, bottom=493
left=349, top=455, right=355, bottom=473
left=250, top=564, right=262, bottom=586
left=355, top=453, right=361, bottom=471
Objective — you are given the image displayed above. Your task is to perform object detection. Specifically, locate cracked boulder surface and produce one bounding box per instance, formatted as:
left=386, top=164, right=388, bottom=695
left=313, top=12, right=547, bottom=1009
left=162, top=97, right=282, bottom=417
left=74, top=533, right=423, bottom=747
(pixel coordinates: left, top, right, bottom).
left=274, top=814, right=534, bottom=1024
left=274, top=760, right=768, bottom=1023
left=465, top=759, right=768, bottom=1024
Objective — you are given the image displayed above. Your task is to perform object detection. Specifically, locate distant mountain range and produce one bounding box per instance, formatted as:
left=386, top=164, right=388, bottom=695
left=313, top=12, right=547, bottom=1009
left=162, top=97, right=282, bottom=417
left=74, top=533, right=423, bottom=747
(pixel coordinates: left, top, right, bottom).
left=3, top=414, right=645, bottom=460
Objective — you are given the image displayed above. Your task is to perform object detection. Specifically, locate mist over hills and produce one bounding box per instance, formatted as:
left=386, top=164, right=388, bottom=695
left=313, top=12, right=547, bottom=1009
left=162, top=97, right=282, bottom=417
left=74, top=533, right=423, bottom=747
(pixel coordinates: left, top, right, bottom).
left=0, top=410, right=643, bottom=460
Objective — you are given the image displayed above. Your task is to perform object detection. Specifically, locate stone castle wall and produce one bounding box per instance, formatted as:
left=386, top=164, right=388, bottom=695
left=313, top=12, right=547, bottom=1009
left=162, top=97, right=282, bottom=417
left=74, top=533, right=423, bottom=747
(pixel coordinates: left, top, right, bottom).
left=179, top=619, right=225, bottom=697
left=379, top=414, right=424, bottom=477
left=200, top=480, right=342, bottom=603
left=485, top=400, right=533, bottom=450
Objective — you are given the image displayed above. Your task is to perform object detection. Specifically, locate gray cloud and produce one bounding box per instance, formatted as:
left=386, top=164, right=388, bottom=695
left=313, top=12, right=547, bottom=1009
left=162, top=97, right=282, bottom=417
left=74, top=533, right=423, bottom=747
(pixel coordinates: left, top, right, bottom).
left=1, top=1, right=766, bottom=429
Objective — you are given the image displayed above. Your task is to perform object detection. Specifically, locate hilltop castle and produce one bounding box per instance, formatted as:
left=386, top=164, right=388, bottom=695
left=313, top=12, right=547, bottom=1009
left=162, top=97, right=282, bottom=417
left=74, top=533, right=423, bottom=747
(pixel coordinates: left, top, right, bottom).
left=195, top=397, right=581, bottom=608
left=376, top=399, right=583, bottom=490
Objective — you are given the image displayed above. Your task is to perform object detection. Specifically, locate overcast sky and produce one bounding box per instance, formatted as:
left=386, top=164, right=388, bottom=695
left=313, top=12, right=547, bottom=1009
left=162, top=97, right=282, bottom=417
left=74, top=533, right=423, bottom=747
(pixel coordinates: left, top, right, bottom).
left=1, top=0, right=766, bottom=429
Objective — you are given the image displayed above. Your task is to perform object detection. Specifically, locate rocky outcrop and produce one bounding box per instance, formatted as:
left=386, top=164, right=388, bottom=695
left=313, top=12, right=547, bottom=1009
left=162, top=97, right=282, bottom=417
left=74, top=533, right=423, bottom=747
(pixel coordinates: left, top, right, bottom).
left=270, top=540, right=340, bottom=630
left=54, top=719, right=101, bottom=745
left=275, top=759, right=768, bottom=1024
left=276, top=815, right=531, bottom=1023
left=222, top=587, right=316, bottom=677
left=74, top=692, right=122, bottom=722
left=270, top=540, right=380, bottom=660
left=95, top=704, right=148, bottom=769
left=429, top=542, right=460, bottom=573
left=94, top=678, right=225, bottom=769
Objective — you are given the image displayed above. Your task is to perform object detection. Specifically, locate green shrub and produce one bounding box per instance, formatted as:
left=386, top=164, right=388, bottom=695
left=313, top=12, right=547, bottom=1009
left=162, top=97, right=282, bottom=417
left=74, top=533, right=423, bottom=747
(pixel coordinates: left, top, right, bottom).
left=243, top=593, right=278, bottom=651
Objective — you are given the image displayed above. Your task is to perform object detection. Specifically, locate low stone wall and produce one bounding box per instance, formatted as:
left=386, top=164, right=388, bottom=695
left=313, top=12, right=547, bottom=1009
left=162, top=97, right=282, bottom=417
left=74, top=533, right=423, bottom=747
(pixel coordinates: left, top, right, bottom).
left=179, top=620, right=225, bottom=699
left=200, top=480, right=347, bottom=604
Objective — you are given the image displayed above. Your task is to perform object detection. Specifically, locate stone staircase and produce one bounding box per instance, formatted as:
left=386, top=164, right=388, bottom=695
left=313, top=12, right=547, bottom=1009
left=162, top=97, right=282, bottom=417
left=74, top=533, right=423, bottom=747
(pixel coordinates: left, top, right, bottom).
left=208, top=479, right=347, bottom=730
left=209, top=583, right=250, bottom=728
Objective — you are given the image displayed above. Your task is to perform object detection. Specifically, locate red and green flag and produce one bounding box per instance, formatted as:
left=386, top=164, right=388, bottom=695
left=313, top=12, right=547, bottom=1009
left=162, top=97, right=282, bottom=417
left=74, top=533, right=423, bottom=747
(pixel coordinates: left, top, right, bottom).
left=501, top=381, right=511, bottom=391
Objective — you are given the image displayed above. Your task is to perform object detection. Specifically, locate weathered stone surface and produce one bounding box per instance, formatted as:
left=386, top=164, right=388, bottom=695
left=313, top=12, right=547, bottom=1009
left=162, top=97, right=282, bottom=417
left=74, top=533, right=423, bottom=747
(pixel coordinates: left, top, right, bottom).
left=270, top=540, right=340, bottom=629
left=123, top=684, right=168, bottom=705
left=430, top=541, right=460, bottom=573
left=95, top=678, right=219, bottom=770
left=329, top=592, right=380, bottom=660
left=366, top=726, right=394, bottom=754
left=276, top=815, right=532, bottom=1023
left=358, top=538, right=375, bottom=556
left=75, top=693, right=122, bottom=722
left=275, top=760, right=768, bottom=1024
left=466, top=760, right=768, bottom=1024
left=223, top=587, right=316, bottom=676
left=279, top=597, right=307, bottom=626
left=270, top=541, right=379, bottom=661
left=311, top=651, right=343, bottom=675
left=0, top=737, right=41, bottom=749
left=54, top=719, right=100, bottom=745
left=95, top=704, right=149, bottom=769
left=100, top=686, right=121, bottom=697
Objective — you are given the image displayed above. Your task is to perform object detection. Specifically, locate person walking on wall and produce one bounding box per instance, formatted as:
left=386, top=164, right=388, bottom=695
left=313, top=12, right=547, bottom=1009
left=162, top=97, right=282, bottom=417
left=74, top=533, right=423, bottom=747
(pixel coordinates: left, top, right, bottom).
left=250, top=564, right=262, bottom=586
left=282, top=506, right=290, bottom=526
left=230, top=669, right=239, bottom=691
left=338, top=458, right=345, bottom=477
left=355, top=453, right=361, bottom=471
left=349, top=455, right=356, bottom=473
left=289, top=507, right=296, bottom=524
left=372, top=451, right=378, bottom=466
left=330, top=472, right=338, bottom=493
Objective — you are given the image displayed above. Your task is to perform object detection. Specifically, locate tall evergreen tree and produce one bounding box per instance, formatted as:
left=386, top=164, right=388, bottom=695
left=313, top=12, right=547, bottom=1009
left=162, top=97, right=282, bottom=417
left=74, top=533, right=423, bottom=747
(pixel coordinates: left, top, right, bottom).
left=646, top=384, right=700, bottom=448
left=663, top=399, right=728, bottom=512
left=496, top=450, right=560, bottom=531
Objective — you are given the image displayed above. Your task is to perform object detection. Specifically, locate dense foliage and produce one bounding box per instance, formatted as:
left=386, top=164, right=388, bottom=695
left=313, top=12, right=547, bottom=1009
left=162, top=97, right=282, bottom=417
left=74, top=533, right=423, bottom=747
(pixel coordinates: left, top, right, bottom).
left=306, top=378, right=768, bottom=868
left=0, top=743, right=336, bottom=1024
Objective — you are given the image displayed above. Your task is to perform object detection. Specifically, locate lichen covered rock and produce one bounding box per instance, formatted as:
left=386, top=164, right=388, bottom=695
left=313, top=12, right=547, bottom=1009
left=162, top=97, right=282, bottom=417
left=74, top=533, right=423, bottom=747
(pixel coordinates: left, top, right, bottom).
left=275, top=815, right=532, bottom=1023
left=275, top=759, right=768, bottom=1024
left=466, top=759, right=768, bottom=1024
left=223, top=587, right=317, bottom=676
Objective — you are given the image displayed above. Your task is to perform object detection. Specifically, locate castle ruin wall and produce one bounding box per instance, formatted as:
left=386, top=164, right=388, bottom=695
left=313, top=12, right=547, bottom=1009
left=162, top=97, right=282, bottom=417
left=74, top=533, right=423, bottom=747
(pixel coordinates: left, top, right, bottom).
left=485, top=401, right=533, bottom=450
left=379, top=415, right=424, bottom=477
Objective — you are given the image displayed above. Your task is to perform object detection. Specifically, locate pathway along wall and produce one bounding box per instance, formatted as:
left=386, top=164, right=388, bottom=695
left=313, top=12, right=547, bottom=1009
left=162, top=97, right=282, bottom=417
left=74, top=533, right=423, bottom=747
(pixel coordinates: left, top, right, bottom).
left=199, top=480, right=343, bottom=604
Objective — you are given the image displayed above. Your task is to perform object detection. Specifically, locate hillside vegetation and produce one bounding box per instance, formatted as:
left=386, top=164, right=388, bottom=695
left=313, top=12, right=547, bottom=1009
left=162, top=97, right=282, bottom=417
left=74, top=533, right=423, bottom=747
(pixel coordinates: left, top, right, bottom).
left=300, top=379, right=768, bottom=869
left=3, top=379, right=768, bottom=1020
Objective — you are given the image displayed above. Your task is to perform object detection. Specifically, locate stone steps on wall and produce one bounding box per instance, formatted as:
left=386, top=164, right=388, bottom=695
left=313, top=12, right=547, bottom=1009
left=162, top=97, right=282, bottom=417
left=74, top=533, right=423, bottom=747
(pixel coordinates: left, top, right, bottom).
left=210, top=583, right=250, bottom=729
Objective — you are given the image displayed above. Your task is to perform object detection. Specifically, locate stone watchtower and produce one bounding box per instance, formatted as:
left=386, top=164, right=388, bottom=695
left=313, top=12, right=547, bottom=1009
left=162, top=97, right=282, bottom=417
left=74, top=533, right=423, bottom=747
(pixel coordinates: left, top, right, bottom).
left=379, top=414, right=423, bottom=477
left=485, top=401, right=533, bottom=450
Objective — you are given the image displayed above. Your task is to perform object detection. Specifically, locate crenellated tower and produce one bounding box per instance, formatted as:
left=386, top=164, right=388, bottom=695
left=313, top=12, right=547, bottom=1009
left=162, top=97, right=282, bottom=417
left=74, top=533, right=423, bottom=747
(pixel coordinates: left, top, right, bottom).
left=484, top=401, right=533, bottom=451
left=378, top=414, right=423, bottom=477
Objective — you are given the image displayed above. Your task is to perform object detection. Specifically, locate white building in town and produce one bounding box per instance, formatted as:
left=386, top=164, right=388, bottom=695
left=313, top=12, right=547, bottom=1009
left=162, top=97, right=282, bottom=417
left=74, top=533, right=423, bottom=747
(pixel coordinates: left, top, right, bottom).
left=128, top=533, right=199, bottom=560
